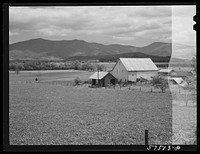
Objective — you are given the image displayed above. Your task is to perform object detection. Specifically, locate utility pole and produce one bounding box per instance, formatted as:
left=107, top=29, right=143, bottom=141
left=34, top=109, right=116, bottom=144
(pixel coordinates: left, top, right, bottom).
left=97, top=64, right=99, bottom=88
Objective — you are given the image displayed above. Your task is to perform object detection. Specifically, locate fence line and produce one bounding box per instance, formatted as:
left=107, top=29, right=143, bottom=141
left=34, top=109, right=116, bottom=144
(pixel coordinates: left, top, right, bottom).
left=37, top=81, right=191, bottom=95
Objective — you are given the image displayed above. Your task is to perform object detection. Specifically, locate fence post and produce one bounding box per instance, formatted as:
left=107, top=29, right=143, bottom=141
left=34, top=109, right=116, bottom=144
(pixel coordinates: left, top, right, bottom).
left=145, top=129, right=149, bottom=145
left=186, top=93, right=188, bottom=106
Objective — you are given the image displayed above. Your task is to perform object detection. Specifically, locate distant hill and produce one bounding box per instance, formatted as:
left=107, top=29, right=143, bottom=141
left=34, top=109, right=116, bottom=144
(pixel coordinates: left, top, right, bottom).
left=9, top=38, right=193, bottom=62
left=139, top=42, right=172, bottom=57
left=66, top=52, right=171, bottom=63
left=9, top=38, right=173, bottom=61
left=100, top=52, right=171, bottom=62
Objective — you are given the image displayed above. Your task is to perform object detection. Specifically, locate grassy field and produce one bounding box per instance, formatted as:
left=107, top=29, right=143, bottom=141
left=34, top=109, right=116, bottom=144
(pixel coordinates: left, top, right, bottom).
left=9, top=70, right=94, bottom=85
left=170, top=86, right=196, bottom=145
left=9, top=70, right=174, bottom=145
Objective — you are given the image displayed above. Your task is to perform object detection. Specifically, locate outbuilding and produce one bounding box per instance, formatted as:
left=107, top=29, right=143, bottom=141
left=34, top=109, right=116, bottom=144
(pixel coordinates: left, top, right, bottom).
left=89, top=71, right=117, bottom=87
left=158, top=68, right=175, bottom=76
left=111, top=58, right=158, bottom=82
left=169, top=77, right=188, bottom=87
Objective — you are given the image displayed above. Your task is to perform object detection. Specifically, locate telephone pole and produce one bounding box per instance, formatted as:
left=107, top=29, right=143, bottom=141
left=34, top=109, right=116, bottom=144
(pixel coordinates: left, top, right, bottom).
left=97, top=64, right=99, bottom=88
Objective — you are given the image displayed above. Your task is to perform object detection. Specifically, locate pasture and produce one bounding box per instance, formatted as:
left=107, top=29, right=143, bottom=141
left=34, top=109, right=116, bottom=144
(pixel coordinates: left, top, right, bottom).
left=9, top=70, right=173, bottom=145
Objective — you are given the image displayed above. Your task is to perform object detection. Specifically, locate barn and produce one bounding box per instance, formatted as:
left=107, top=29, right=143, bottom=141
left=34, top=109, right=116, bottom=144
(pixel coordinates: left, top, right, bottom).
left=89, top=71, right=117, bottom=87
left=111, top=58, right=158, bottom=82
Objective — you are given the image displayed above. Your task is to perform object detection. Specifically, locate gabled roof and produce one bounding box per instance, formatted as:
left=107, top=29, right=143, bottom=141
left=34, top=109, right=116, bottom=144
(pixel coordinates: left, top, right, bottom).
left=119, top=58, right=158, bottom=71
left=89, top=72, right=110, bottom=79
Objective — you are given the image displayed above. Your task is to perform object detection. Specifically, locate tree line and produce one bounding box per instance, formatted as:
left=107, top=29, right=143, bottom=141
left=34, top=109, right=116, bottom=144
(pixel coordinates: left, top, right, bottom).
left=9, top=60, right=106, bottom=72
left=98, top=55, right=171, bottom=63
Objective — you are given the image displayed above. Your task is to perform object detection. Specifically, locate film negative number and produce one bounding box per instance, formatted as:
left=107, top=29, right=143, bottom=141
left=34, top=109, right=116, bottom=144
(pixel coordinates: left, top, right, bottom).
left=147, top=145, right=181, bottom=151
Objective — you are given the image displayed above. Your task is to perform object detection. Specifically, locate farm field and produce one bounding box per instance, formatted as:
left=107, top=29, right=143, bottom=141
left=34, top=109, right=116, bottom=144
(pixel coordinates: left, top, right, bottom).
left=9, top=70, right=173, bottom=145
left=9, top=70, right=94, bottom=84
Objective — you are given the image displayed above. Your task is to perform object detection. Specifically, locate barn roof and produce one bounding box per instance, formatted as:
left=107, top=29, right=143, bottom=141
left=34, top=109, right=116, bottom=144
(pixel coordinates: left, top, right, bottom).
left=89, top=72, right=110, bottom=79
left=119, top=58, right=158, bottom=71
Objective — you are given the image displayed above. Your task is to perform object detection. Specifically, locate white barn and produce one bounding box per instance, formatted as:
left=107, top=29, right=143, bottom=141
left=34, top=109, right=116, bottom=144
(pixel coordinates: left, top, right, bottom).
left=111, top=58, right=158, bottom=82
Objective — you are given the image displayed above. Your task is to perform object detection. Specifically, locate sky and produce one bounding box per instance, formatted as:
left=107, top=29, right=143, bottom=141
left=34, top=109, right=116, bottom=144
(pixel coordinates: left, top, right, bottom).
left=9, top=5, right=196, bottom=48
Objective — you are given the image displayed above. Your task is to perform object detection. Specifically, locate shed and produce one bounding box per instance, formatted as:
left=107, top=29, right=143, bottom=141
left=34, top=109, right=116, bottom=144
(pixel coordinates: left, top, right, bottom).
left=111, top=58, right=158, bottom=82
left=158, top=69, right=175, bottom=76
left=169, top=77, right=188, bottom=87
left=89, top=71, right=117, bottom=87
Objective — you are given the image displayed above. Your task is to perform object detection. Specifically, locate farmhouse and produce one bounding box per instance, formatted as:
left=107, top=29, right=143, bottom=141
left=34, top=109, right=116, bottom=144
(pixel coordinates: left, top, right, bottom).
left=89, top=71, right=117, bottom=87
left=111, top=58, right=158, bottom=82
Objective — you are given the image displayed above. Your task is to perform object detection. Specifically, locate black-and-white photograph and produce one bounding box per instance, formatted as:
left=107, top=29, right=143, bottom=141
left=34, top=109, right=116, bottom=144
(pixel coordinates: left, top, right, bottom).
left=5, top=4, right=196, bottom=150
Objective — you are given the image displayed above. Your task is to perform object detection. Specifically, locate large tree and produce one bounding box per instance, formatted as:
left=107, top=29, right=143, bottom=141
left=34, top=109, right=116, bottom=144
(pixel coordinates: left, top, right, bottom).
left=14, top=63, right=24, bottom=74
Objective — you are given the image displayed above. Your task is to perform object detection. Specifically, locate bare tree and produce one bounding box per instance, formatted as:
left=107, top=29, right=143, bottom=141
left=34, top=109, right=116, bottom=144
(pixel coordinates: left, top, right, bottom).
left=191, top=54, right=196, bottom=72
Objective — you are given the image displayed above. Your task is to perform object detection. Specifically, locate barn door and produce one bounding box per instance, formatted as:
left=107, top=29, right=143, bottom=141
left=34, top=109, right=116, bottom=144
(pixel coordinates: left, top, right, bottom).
left=92, top=79, right=96, bottom=85
left=110, top=79, right=115, bottom=85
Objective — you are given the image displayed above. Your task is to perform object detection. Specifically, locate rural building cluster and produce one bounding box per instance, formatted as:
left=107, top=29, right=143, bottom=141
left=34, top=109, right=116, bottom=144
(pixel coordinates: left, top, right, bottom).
left=89, top=58, right=192, bottom=88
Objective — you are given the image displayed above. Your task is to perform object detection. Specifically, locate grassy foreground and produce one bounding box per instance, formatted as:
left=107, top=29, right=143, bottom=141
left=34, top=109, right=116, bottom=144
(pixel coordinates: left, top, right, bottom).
left=9, top=71, right=172, bottom=145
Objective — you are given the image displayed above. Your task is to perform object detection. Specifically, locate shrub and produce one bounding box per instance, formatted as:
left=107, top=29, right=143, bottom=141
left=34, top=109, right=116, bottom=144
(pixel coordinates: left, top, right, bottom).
left=84, top=79, right=92, bottom=84
left=73, top=77, right=81, bottom=86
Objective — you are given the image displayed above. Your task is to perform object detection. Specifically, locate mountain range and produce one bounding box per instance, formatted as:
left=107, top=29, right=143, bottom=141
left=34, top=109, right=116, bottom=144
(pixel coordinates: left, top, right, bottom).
left=9, top=38, right=194, bottom=62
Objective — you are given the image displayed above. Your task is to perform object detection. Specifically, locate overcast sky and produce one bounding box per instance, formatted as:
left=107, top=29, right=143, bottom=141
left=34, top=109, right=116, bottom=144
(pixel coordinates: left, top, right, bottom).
left=9, top=6, right=196, bottom=47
